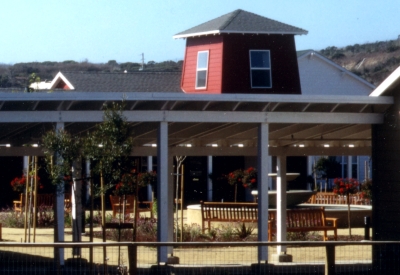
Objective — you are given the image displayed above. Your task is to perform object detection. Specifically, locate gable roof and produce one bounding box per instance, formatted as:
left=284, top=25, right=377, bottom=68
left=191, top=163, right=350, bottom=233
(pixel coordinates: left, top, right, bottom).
left=370, top=65, right=400, bottom=96
left=173, top=9, right=308, bottom=39
left=297, top=50, right=375, bottom=95
left=38, top=71, right=183, bottom=93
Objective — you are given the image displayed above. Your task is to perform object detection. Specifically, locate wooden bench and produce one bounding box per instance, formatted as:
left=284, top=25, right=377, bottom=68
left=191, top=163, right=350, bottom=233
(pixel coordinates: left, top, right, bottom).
left=307, top=192, right=361, bottom=205
left=200, top=201, right=337, bottom=241
left=200, top=201, right=259, bottom=233
left=109, top=195, right=153, bottom=220
left=268, top=207, right=338, bottom=241
left=13, top=193, right=71, bottom=214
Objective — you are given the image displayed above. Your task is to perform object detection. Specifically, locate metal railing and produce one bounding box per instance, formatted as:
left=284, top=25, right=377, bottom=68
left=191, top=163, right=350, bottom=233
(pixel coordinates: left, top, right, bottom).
left=0, top=240, right=399, bottom=274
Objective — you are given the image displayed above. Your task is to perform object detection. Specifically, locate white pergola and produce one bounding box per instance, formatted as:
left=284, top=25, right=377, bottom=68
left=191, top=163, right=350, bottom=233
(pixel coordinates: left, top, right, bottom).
left=0, top=91, right=393, bottom=262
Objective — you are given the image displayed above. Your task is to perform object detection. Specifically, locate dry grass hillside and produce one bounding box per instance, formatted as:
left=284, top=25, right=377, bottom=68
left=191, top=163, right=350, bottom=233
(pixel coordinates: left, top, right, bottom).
left=318, top=38, right=400, bottom=86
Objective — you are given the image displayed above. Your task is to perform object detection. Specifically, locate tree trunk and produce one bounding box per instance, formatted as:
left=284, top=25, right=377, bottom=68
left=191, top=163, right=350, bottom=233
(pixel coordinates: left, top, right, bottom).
left=347, top=195, right=352, bottom=237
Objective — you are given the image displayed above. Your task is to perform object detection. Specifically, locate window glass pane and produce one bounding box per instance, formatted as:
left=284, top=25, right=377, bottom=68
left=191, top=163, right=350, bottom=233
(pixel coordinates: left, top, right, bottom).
left=251, top=70, right=271, bottom=87
left=197, top=71, right=207, bottom=87
left=250, top=51, right=270, bottom=68
left=197, top=52, right=208, bottom=69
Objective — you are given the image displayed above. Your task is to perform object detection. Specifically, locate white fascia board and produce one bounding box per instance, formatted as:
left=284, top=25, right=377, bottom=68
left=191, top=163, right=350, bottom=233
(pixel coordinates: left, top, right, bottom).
left=298, top=51, right=375, bottom=89
left=0, top=91, right=393, bottom=105
left=173, top=30, right=308, bottom=39
left=49, top=72, right=75, bottom=90
left=0, top=110, right=383, bottom=124
left=370, top=65, right=400, bottom=97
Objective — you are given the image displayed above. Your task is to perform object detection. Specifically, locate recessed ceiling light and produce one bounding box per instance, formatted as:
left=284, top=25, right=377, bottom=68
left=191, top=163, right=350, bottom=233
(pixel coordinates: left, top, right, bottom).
left=324, top=144, right=330, bottom=148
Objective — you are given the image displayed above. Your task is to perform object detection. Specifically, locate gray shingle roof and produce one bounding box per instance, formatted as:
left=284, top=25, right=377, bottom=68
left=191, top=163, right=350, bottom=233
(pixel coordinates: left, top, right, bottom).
left=174, top=9, right=308, bottom=38
left=61, top=71, right=183, bottom=93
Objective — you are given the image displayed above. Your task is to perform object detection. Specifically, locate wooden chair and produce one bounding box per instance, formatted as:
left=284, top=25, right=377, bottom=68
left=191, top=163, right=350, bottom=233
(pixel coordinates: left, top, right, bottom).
left=110, top=195, right=154, bottom=220
left=13, top=193, right=72, bottom=214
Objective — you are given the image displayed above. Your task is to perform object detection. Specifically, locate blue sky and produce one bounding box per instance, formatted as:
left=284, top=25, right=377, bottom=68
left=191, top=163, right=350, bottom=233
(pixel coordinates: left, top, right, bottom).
left=2, top=0, right=399, bottom=64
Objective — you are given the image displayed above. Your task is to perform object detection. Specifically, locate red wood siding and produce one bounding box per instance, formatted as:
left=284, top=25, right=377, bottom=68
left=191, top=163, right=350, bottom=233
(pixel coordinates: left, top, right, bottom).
left=221, top=34, right=301, bottom=94
left=181, top=36, right=223, bottom=93
left=55, top=80, right=70, bottom=90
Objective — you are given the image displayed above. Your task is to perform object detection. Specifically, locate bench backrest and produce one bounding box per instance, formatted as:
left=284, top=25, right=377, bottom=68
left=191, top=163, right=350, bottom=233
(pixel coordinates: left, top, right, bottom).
left=110, top=195, right=135, bottom=212
left=19, top=193, right=71, bottom=208
left=308, top=192, right=361, bottom=205
left=200, top=201, right=258, bottom=222
left=269, top=207, right=327, bottom=228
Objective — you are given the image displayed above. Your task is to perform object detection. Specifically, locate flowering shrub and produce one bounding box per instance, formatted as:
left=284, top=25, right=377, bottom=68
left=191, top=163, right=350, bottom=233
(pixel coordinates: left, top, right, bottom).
left=332, top=178, right=359, bottom=196
left=113, top=173, right=135, bottom=196
left=10, top=175, right=41, bottom=193
left=332, top=177, right=360, bottom=237
left=113, top=170, right=157, bottom=196
left=227, top=169, right=244, bottom=185
left=242, top=167, right=257, bottom=189
left=226, top=167, right=257, bottom=189
left=10, top=175, right=26, bottom=193
left=360, top=179, right=372, bottom=200
left=137, top=170, right=157, bottom=186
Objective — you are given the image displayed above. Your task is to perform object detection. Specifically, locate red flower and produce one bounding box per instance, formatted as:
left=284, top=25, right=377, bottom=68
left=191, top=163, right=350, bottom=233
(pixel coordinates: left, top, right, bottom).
left=251, top=178, right=256, bottom=183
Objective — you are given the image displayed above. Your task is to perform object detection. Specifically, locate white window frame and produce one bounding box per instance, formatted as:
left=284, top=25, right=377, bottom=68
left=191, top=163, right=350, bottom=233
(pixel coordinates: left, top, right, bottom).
left=249, top=50, right=272, bottom=88
left=195, top=50, right=209, bottom=89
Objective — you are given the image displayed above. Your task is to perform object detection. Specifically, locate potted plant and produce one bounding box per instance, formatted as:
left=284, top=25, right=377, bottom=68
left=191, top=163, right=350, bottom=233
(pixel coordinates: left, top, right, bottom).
left=360, top=178, right=372, bottom=205
left=226, top=167, right=257, bottom=202
left=333, top=177, right=360, bottom=237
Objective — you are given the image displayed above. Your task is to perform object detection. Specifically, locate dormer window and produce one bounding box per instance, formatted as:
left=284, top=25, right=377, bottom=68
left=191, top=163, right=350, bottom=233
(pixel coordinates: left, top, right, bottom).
left=250, top=50, right=272, bottom=88
left=196, top=51, right=209, bottom=89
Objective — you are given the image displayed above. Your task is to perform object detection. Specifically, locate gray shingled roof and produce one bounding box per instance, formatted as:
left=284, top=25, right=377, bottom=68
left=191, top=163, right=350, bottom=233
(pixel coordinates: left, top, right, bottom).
left=61, top=71, right=183, bottom=93
left=173, top=9, right=308, bottom=38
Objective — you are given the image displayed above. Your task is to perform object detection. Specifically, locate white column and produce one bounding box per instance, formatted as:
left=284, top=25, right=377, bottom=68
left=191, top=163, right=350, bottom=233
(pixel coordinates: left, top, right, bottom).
left=268, top=156, right=273, bottom=190
left=168, top=153, right=174, bottom=253
left=348, top=156, right=353, bottom=179
left=257, top=123, right=269, bottom=262
left=147, top=156, right=153, bottom=201
left=207, top=156, right=213, bottom=201
left=55, top=122, right=64, bottom=265
left=277, top=156, right=287, bottom=254
left=71, top=160, right=82, bottom=256
left=23, top=156, right=29, bottom=175
left=157, top=122, right=170, bottom=263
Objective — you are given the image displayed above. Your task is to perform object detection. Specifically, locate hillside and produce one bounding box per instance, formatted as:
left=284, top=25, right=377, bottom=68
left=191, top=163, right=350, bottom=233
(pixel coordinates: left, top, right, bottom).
left=1, top=38, right=400, bottom=89
left=318, top=38, right=400, bottom=86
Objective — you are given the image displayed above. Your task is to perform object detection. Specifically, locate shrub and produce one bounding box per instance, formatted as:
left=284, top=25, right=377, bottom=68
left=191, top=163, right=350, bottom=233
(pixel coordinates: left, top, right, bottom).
left=0, top=208, right=25, bottom=228
left=37, top=205, right=54, bottom=227
left=234, top=222, right=255, bottom=240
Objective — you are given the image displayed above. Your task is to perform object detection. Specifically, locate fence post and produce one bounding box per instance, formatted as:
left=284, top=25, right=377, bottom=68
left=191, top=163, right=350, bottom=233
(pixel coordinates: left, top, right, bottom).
left=128, top=243, right=137, bottom=275
left=325, top=244, right=335, bottom=275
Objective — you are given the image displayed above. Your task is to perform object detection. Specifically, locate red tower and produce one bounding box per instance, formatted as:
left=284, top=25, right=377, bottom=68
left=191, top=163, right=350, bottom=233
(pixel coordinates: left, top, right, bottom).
left=174, top=9, right=307, bottom=94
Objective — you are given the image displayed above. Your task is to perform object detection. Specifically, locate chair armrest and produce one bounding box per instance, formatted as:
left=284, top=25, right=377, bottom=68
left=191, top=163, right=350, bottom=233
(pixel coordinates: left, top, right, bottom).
left=325, top=217, right=338, bottom=227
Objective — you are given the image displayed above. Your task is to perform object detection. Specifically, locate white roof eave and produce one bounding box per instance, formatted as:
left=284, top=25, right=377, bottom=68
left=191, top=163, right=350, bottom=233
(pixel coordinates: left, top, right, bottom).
left=370, top=66, right=400, bottom=97
left=0, top=91, right=393, bottom=106
left=173, top=30, right=308, bottom=39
